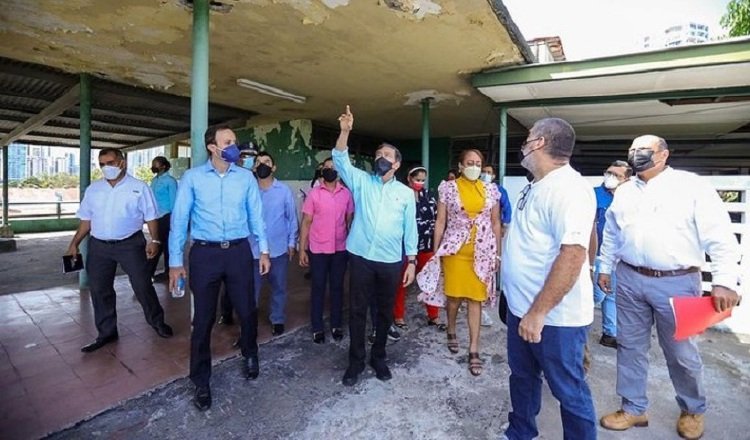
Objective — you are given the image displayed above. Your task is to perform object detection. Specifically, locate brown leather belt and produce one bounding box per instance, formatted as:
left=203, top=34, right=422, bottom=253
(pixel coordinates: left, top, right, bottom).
left=622, top=261, right=700, bottom=278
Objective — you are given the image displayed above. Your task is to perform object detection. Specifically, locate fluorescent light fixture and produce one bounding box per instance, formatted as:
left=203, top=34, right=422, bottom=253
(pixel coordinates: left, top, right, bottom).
left=236, top=78, right=306, bottom=104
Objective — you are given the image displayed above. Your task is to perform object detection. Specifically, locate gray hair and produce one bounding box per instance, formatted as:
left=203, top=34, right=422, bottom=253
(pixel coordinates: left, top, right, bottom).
left=531, top=118, right=576, bottom=160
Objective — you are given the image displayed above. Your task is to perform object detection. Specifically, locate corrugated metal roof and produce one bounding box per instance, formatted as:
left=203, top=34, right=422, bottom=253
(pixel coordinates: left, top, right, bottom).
left=0, top=57, right=253, bottom=150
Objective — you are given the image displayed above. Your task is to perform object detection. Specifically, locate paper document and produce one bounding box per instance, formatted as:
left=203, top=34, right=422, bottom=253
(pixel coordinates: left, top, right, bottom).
left=670, top=296, right=733, bottom=341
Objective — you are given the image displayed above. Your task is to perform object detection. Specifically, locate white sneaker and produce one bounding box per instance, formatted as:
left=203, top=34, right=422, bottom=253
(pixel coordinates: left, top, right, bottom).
left=481, top=309, right=493, bottom=327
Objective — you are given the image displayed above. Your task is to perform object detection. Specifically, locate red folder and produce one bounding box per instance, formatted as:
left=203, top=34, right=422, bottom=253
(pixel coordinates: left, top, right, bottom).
left=670, top=296, right=733, bottom=341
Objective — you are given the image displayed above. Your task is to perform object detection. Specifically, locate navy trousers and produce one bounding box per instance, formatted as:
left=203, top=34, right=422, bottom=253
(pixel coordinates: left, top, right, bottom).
left=309, top=251, right=348, bottom=333
left=189, top=240, right=257, bottom=388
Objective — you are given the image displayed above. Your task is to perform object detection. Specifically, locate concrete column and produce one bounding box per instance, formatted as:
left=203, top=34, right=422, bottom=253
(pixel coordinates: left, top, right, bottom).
left=79, top=73, right=92, bottom=289
left=169, top=142, right=179, bottom=159
left=190, top=0, right=209, bottom=168
left=421, top=98, right=432, bottom=188
left=498, top=107, right=508, bottom=186
left=2, top=144, right=8, bottom=228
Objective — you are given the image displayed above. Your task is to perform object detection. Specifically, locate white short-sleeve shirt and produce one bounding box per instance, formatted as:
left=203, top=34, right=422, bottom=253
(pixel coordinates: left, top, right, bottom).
left=502, top=164, right=596, bottom=327
left=77, top=174, right=158, bottom=240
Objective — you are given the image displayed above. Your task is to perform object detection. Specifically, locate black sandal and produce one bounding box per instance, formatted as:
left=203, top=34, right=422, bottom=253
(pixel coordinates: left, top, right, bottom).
left=468, top=352, right=483, bottom=376
left=447, top=333, right=459, bottom=354
left=394, top=320, right=409, bottom=331
left=427, top=318, right=447, bottom=331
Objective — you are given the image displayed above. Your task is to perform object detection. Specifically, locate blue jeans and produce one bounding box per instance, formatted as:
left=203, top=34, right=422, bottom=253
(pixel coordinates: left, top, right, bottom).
left=253, top=254, right=289, bottom=325
left=594, top=258, right=617, bottom=337
left=505, top=313, right=597, bottom=440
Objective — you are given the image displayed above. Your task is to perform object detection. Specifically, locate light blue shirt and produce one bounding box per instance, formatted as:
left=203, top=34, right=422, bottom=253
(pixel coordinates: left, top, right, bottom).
left=150, top=172, right=178, bottom=217
left=169, top=160, right=268, bottom=267
left=248, top=178, right=299, bottom=259
left=332, top=147, right=417, bottom=263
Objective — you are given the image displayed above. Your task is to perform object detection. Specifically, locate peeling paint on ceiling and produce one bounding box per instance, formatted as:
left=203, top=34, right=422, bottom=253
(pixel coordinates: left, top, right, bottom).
left=403, top=89, right=464, bottom=106
left=380, top=0, right=442, bottom=20
left=0, top=0, right=527, bottom=139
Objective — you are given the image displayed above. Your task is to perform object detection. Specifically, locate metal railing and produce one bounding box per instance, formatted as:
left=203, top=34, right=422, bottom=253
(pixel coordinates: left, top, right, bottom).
left=0, top=201, right=80, bottom=221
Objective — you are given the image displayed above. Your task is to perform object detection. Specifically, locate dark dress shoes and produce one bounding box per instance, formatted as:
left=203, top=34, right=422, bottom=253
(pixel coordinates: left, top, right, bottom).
left=312, top=332, right=325, bottom=344
left=193, top=386, right=211, bottom=411
left=81, top=333, right=119, bottom=353
left=331, top=328, right=344, bottom=341
left=369, top=359, right=392, bottom=381
left=272, top=324, right=285, bottom=336
left=153, top=323, right=174, bottom=338
left=243, top=355, right=259, bottom=380
left=342, top=365, right=364, bottom=387
left=599, top=334, right=618, bottom=348
left=218, top=314, right=234, bottom=326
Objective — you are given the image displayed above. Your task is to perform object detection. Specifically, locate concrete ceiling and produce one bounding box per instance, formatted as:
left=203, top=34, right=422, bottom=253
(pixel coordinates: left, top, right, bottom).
left=0, top=0, right=530, bottom=141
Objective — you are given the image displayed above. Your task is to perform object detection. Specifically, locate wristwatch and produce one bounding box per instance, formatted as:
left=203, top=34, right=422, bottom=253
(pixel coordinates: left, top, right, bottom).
left=151, top=240, right=161, bottom=245
left=407, top=259, right=417, bottom=265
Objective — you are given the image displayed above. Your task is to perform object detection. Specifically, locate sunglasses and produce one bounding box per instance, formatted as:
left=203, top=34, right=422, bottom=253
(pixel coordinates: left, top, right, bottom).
left=517, top=183, right=532, bottom=211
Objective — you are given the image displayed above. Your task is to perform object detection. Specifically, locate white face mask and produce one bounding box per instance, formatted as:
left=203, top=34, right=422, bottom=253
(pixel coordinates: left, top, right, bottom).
left=603, top=174, right=620, bottom=190
left=102, top=165, right=122, bottom=181
left=462, top=165, right=482, bottom=181
left=479, top=173, right=493, bottom=183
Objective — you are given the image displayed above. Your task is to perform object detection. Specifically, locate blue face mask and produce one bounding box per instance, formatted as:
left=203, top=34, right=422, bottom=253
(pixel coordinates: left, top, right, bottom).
left=374, top=157, right=392, bottom=176
left=218, top=144, right=241, bottom=164
left=241, top=156, right=255, bottom=170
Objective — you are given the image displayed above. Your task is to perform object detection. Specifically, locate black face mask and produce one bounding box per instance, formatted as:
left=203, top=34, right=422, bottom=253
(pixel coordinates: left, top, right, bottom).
left=628, top=149, right=656, bottom=173
left=151, top=167, right=160, bottom=174
left=255, top=163, right=273, bottom=179
left=321, top=168, right=338, bottom=182
left=374, top=157, right=392, bottom=176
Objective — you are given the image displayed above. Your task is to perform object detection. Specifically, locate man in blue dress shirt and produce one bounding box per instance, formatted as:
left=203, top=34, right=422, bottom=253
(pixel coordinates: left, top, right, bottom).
left=334, top=105, right=418, bottom=386
left=147, top=156, right=178, bottom=280
left=249, top=151, right=299, bottom=336
left=169, top=126, right=270, bottom=411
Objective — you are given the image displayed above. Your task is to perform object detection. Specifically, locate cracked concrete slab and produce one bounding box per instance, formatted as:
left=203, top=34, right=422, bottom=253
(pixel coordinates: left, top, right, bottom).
left=48, top=299, right=750, bottom=440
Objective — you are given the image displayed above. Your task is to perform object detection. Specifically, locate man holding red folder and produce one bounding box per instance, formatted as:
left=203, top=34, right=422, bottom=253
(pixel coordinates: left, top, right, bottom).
left=597, top=135, right=741, bottom=440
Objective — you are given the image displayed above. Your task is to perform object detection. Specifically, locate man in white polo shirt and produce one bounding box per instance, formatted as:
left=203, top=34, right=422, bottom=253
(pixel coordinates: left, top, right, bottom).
left=65, top=148, right=173, bottom=353
left=501, top=118, right=597, bottom=440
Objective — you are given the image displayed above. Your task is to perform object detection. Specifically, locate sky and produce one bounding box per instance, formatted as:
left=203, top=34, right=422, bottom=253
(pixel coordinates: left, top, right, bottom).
left=502, top=0, right=732, bottom=60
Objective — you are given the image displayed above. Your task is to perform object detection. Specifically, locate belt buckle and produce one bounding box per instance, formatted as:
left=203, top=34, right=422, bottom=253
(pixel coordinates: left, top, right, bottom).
left=653, top=270, right=662, bottom=277
left=220, top=241, right=230, bottom=249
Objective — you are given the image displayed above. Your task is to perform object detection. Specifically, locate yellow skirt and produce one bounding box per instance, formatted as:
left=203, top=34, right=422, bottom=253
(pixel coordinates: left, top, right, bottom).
left=442, top=230, right=487, bottom=302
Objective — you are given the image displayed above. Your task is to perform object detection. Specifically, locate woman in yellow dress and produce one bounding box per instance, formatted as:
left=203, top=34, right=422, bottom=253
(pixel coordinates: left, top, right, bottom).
left=418, top=149, right=502, bottom=376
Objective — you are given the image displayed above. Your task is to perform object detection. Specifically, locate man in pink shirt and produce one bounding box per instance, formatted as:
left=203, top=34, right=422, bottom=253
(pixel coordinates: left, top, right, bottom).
left=299, top=158, right=354, bottom=343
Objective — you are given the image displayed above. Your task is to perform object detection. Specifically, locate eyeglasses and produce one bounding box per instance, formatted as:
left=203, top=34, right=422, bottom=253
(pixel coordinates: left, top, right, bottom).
left=603, top=171, right=624, bottom=179
left=517, top=183, right=532, bottom=211
left=521, top=137, right=542, bottom=149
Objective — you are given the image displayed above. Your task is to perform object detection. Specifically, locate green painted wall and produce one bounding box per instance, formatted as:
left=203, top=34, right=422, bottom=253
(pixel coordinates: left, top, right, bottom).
left=10, top=218, right=79, bottom=233
left=236, top=119, right=376, bottom=180
left=397, top=137, right=451, bottom=191
left=235, top=120, right=317, bottom=180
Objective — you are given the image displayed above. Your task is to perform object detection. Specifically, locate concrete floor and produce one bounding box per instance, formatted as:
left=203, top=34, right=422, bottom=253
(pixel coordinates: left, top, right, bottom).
left=1, top=233, right=749, bottom=440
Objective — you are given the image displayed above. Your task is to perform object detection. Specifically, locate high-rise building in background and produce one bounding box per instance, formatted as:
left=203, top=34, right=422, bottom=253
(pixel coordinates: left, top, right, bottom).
left=2, top=144, right=165, bottom=181
left=8, top=144, right=28, bottom=181
left=643, top=22, right=710, bottom=50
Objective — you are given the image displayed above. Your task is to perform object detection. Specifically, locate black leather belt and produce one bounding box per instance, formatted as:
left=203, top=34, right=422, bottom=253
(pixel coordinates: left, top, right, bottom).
left=92, top=232, right=140, bottom=244
left=623, top=261, right=700, bottom=278
left=194, top=238, right=246, bottom=249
